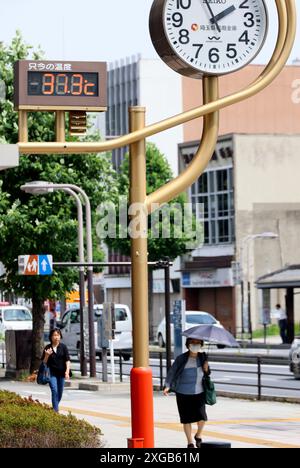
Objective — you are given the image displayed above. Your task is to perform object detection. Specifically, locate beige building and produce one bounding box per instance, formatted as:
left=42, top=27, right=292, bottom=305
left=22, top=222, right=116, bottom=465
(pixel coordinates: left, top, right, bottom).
left=181, top=65, right=300, bottom=335
left=104, top=62, right=300, bottom=339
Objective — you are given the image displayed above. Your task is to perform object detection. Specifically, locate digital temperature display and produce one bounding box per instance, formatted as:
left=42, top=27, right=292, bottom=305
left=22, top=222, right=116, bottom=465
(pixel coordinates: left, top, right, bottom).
left=14, top=60, right=107, bottom=111
left=28, top=72, right=99, bottom=97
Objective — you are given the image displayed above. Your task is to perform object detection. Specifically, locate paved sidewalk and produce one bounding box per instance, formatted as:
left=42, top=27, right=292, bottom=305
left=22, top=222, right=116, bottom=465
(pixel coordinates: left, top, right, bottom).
left=0, top=378, right=299, bottom=449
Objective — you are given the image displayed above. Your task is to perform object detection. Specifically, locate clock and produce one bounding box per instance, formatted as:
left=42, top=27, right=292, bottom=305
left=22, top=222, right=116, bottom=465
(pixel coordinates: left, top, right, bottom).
left=149, top=0, right=269, bottom=78
left=14, top=61, right=107, bottom=111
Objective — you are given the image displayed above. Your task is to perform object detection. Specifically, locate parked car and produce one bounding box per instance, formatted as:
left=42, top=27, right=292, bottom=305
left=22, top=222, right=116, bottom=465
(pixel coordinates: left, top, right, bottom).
left=59, top=304, right=132, bottom=361
left=0, top=305, right=32, bottom=339
left=289, top=337, right=300, bottom=379
left=156, top=311, right=225, bottom=348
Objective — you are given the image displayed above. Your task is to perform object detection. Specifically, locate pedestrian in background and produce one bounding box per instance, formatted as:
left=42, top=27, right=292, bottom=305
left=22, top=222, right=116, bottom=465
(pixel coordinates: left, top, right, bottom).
left=49, top=307, right=57, bottom=331
left=276, top=304, right=288, bottom=344
left=42, top=328, right=71, bottom=412
left=163, top=338, right=210, bottom=448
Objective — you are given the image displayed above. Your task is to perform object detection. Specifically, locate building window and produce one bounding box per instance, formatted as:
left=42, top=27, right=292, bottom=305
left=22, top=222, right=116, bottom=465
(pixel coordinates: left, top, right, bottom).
left=190, top=167, right=234, bottom=245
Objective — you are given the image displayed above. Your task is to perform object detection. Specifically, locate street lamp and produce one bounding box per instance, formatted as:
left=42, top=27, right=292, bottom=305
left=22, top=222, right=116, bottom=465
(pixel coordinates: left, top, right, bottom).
left=21, top=181, right=96, bottom=377
left=240, top=232, right=279, bottom=338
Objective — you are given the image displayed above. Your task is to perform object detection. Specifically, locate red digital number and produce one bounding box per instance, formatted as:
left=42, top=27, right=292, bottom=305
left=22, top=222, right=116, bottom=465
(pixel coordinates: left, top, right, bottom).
left=71, top=74, right=83, bottom=95
left=56, top=74, right=68, bottom=95
left=42, top=73, right=55, bottom=95
left=84, top=81, right=95, bottom=96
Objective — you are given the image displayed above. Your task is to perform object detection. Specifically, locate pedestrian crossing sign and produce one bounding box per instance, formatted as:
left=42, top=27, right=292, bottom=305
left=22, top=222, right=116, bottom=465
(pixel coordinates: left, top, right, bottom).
left=18, top=255, right=53, bottom=276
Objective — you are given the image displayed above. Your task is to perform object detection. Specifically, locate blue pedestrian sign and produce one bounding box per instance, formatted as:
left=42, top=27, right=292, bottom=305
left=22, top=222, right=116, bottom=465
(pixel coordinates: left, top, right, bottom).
left=39, top=255, right=53, bottom=275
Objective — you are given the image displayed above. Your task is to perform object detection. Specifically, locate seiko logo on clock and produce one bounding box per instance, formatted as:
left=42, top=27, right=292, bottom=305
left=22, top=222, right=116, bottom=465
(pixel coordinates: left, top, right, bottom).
left=203, top=1, right=227, bottom=4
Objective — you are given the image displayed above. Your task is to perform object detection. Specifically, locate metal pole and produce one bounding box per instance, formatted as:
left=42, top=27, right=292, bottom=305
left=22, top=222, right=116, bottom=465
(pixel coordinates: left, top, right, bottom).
left=240, top=244, right=245, bottom=335
left=241, top=281, right=245, bottom=336
left=248, top=281, right=253, bottom=342
left=257, top=356, right=262, bottom=401
left=34, top=183, right=97, bottom=377
left=63, top=188, right=87, bottom=376
left=55, top=111, right=66, bottom=142
left=129, top=106, right=154, bottom=449
left=164, top=261, right=172, bottom=372
left=54, top=184, right=97, bottom=378
left=246, top=241, right=253, bottom=342
left=18, top=111, right=28, bottom=143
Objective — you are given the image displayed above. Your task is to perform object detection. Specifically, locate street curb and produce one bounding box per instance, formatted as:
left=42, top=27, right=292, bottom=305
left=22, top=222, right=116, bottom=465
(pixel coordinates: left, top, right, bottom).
left=215, top=391, right=300, bottom=405
left=152, top=385, right=300, bottom=404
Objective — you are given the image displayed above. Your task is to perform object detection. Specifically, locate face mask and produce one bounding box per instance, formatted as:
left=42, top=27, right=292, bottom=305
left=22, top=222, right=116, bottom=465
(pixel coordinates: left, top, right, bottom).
left=189, top=344, right=203, bottom=354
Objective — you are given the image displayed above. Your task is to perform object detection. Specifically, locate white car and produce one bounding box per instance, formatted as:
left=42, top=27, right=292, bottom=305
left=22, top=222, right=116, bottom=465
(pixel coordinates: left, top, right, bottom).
left=156, top=311, right=224, bottom=348
left=0, top=305, right=32, bottom=339
left=289, top=337, right=300, bottom=379
left=59, top=304, right=132, bottom=361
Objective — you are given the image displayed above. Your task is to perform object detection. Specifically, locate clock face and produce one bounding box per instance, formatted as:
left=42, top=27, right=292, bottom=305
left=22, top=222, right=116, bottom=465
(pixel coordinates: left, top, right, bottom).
left=150, top=0, right=268, bottom=78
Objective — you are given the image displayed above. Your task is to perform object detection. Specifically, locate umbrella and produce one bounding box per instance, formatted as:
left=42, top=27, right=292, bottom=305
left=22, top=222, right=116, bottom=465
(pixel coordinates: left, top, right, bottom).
left=182, top=325, right=240, bottom=348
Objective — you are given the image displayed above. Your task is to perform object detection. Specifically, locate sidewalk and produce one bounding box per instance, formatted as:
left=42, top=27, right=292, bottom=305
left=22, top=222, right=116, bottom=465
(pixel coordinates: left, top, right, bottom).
left=0, top=376, right=299, bottom=449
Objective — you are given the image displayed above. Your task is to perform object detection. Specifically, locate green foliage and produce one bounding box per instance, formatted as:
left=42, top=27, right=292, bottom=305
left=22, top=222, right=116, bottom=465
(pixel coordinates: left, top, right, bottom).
left=105, top=142, right=203, bottom=261
left=0, top=32, right=118, bottom=300
left=0, top=32, right=117, bottom=370
left=252, top=323, right=300, bottom=339
left=0, top=390, right=102, bottom=448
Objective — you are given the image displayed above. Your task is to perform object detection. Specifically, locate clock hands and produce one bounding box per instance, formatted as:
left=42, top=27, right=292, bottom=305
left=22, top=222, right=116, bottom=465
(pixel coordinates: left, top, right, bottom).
left=203, top=1, right=221, bottom=33
left=209, top=5, right=236, bottom=24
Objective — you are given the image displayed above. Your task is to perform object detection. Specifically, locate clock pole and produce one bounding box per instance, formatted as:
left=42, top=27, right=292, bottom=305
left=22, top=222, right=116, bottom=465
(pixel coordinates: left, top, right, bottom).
left=128, top=106, right=155, bottom=448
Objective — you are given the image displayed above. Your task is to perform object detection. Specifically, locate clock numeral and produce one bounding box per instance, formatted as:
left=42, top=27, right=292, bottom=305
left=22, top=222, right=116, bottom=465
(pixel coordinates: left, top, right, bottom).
left=176, top=0, right=191, bottom=9
left=179, top=29, right=190, bottom=44
left=244, top=12, right=255, bottom=28
left=172, top=12, right=183, bottom=28
left=193, top=44, right=203, bottom=59
left=209, top=48, right=220, bottom=64
left=239, top=0, right=249, bottom=8
left=239, top=30, right=250, bottom=45
left=226, top=44, right=237, bottom=59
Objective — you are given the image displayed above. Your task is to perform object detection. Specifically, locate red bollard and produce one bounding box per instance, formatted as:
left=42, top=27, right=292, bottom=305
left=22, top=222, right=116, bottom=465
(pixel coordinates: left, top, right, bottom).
left=130, top=367, right=154, bottom=448
left=127, top=438, right=144, bottom=449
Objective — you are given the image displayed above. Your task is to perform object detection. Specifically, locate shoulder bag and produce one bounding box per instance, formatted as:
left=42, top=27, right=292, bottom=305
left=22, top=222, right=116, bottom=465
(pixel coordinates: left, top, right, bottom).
left=37, top=362, right=51, bottom=385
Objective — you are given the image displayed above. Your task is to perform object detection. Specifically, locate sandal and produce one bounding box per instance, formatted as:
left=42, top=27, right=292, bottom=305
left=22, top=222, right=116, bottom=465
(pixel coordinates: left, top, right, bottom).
left=194, top=436, right=202, bottom=448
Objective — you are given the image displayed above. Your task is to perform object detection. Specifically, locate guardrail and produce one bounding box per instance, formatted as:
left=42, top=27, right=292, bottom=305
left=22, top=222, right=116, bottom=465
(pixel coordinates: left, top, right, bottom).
left=88, top=352, right=299, bottom=402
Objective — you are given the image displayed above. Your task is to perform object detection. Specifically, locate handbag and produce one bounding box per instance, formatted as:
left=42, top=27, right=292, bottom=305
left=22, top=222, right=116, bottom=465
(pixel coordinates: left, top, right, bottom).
left=37, top=362, right=51, bottom=385
left=202, top=375, right=217, bottom=406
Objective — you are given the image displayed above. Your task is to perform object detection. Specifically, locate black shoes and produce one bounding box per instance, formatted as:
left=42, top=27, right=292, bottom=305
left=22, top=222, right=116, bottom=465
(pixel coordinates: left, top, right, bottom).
left=194, top=436, right=202, bottom=448
left=187, top=443, right=195, bottom=448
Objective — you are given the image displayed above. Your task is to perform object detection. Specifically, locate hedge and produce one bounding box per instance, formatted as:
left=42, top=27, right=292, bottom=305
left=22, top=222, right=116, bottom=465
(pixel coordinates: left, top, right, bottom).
left=0, top=390, right=103, bottom=448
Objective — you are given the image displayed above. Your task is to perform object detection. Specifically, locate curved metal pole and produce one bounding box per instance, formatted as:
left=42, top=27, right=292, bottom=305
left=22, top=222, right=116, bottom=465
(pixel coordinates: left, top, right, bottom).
left=23, top=182, right=97, bottom=378
left=146, top=75, right=219, bottom=212
left=18, top=0, right=296, bottom=158
left=50, top=184, right=97, bottom=378
left=62, top=188, right=87, bottom=377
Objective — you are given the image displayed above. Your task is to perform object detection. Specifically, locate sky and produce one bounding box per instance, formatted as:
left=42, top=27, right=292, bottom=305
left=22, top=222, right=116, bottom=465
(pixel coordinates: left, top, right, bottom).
left=0, top=0, right=299, bottom=65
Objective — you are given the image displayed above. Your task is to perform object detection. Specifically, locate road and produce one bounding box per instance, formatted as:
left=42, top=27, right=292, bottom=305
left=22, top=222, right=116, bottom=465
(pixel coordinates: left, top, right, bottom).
left=70, top=356, right=300, bottom=400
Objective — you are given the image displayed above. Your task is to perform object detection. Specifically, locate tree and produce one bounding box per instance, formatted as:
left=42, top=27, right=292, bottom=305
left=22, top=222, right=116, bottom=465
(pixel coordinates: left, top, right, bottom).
left=104, top=142, right=202, bottom=338
left=0, top=32, right=118, bottom=372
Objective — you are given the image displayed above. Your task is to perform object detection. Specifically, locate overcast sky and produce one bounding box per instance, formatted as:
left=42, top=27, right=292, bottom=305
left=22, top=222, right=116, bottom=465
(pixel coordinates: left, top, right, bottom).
left=0, top=0, right=299, bottom=65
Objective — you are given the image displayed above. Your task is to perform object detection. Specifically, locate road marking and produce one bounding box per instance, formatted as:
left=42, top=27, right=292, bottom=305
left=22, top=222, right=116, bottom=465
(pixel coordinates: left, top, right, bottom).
left=59, top=406, right=300, bottom=449
left=22, top=390, right=47, bottom=395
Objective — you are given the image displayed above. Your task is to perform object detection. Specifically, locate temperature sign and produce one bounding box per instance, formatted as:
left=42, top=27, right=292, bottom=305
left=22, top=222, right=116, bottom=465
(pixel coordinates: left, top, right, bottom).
left=14, top=60, right=107, bottom=111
